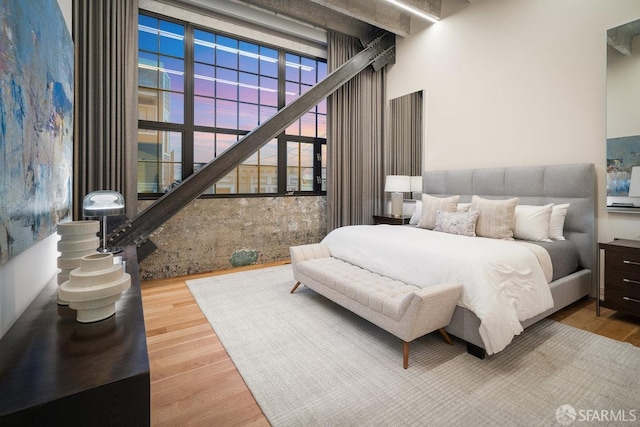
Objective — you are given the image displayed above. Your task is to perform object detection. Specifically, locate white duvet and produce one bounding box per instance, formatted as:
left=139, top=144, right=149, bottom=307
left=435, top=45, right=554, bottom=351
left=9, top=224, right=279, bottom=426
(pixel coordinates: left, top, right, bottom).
left=321, top=225, right=554, bottom=355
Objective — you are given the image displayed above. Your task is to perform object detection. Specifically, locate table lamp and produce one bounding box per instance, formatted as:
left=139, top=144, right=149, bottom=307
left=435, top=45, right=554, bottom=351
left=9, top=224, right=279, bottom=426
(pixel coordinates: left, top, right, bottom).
left=385, top=175, right=411, bottom=218
left=83, top=190, right=125, bottom=253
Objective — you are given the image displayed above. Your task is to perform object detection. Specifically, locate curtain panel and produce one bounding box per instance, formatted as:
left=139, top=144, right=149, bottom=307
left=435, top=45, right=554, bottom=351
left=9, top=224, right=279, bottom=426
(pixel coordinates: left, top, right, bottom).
left=73, top=0, right=138, bottom=219
left=326, top=31, right=385, bottom=231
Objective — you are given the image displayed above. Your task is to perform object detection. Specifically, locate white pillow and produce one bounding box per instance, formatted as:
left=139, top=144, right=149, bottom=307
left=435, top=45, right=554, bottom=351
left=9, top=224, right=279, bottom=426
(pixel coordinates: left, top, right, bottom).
left=417, top=194, right=460, bottom=229
left=513, top=204, right=553, bottom=242
left=549, top=203, right=570, bottom=241
left=457, top=202, right=471, bottom=212
left=470, top=196, right=519, bottom=239
left=409, top=200, right=422, bottom=225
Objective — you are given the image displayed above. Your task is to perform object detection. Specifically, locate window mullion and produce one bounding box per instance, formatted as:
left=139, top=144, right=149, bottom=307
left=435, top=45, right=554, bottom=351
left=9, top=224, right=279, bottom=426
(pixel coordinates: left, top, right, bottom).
left=277, top=136, right=287, bottom=194
left=298, top=142, right=303, bottom=192
left=277, top=49, right=287, bottom=195
left=313, top=141, right=321, bottom=192
left=183, top=24, right=195, bottom=178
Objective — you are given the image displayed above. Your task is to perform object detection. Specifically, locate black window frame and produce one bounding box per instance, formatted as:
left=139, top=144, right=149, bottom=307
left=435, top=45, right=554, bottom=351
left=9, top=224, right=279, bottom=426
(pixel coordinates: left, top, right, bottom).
left=137, top=11, right=327, bottom=200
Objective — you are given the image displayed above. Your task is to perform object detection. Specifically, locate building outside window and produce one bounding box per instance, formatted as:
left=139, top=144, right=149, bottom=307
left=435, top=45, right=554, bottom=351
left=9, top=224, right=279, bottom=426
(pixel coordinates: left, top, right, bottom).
left=137, top=13, right=327, bottom=197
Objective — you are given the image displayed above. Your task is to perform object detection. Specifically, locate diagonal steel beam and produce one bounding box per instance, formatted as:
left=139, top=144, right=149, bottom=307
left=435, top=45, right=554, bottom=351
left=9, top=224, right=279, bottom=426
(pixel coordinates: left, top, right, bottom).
left=109, top=32, right=395, bottom=249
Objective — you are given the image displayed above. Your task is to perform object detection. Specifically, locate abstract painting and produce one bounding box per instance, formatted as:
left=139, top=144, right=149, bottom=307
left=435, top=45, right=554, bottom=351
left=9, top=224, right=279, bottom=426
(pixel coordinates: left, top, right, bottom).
left=606, top=135, right=640, bottom=196
left=0, top=0, right=73, bottom=265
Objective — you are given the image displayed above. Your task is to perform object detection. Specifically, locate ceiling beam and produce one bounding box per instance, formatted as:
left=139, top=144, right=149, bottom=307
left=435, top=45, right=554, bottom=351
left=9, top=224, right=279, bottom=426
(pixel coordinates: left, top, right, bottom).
left=305, top=0, right=411, bottom=37
left=607, top=21, right=640, bottom=56
left=161, top=0, right=329, bottom=45
left=233, top=0, right=382, bottom=41
left=391, top=0, right=441, bottom=19
left=201, top=0, right=445, bottom=40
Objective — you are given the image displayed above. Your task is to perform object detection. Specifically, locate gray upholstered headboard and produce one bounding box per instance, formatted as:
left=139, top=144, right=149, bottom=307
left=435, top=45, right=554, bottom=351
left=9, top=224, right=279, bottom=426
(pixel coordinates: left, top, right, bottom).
left=422, top=163, right=596, bottom=270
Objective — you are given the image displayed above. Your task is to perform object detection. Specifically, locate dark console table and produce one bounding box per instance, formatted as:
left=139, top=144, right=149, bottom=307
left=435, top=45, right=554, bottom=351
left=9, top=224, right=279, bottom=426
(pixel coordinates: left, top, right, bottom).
left=0, top=246, right=150, bottom=426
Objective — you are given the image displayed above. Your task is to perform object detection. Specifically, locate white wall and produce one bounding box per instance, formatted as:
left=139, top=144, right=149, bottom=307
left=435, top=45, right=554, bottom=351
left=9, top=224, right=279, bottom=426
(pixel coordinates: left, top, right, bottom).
left=0, top=0, right=72, bottom=339
left=386, top=0, right=640, bottom=243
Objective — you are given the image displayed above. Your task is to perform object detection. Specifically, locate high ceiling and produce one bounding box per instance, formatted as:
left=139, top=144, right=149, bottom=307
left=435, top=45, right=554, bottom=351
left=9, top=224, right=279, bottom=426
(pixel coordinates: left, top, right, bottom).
left=230, top=0, right=442, bottom=40
left=168, top=0, right=457, bottom=43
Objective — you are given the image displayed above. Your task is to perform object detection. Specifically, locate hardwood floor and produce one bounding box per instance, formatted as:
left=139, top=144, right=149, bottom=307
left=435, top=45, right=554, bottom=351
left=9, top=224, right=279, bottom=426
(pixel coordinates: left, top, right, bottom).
left=547, top=297, right=640, bottom=347
left=141, top=262, right=284, bottom=427
left=141, top=264, right=640, bottom=426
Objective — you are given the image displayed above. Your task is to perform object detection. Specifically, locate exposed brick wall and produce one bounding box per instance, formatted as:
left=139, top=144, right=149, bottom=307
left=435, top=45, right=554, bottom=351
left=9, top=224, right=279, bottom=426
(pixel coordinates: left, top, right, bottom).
left=137, top=196, right=326, bottom=281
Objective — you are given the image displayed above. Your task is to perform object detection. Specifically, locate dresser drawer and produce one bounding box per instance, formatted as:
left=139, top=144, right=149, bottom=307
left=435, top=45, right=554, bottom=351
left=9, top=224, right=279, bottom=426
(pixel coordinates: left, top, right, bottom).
left=604, top=285, right=640, bottom=316
left=603, top=267, right=640, bottom=289
left=605, top=249, right=640, bottom=273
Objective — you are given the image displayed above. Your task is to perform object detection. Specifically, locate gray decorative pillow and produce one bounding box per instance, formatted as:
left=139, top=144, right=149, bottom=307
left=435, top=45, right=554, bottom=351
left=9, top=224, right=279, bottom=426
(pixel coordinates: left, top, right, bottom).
left=434, top=210, right=480, bottom=237
left=470, top=196, right=519, bottom=239
left=417, top=194, right=460, bottom=229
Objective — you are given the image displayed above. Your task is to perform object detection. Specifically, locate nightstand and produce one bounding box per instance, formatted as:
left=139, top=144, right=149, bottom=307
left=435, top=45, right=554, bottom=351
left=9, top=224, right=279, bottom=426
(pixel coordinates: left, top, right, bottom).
left=373, top=214, right=410, bottom=225
left=598, top=239, right=640, bottom=318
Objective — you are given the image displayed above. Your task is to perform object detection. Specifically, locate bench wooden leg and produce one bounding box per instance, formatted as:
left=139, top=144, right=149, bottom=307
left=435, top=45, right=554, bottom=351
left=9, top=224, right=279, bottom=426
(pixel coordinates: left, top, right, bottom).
left=290, top=281, right=301, bottom=293
left=403, top=341, right=409, bottom=369
left=438, top=328, right=453, bottom=346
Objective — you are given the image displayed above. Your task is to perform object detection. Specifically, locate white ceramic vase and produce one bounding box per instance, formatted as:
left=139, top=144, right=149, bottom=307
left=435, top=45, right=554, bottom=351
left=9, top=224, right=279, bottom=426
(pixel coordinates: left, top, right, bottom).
left=58, top=252, right=131, bottom=323
left=56, top=220, right=100, bottom=305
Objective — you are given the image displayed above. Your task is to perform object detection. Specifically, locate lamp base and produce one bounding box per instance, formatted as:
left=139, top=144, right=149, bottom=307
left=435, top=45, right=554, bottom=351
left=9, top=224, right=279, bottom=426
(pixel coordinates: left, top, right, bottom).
left=390, top=192, right=404, bottom=218
left=98, top=215, right=124, bottom=254
left=99, top=246, right=124, bottom=254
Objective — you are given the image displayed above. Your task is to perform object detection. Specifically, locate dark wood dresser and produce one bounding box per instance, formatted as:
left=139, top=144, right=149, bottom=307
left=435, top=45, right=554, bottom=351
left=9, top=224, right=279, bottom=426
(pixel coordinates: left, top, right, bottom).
left=599, top=239, right=640, bottom=317
left=373, top=214, right=411, bottom=225
left=0, top=246, right=150, bottom=426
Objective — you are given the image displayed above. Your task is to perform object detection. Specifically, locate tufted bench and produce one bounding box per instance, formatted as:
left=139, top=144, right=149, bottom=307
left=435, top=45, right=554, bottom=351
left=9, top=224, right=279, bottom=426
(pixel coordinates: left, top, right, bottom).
left=289, top=243, right=462, bottom=368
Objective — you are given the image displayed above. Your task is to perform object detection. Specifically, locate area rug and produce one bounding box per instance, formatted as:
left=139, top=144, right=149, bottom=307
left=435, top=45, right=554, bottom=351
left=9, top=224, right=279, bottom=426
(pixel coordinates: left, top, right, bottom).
left=187, top=265, right=640, bottom=426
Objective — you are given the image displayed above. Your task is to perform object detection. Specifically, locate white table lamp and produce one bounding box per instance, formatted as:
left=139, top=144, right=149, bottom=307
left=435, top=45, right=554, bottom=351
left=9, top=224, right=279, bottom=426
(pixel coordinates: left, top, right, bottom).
left=82, top=190, right=125, bottom=253
left=385, top=175, right=411, bottom=217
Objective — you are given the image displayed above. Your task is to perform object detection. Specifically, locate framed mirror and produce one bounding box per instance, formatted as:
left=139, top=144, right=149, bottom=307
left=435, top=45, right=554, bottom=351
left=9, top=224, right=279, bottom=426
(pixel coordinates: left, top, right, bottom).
left=384, top=90, right=423, bottom=215
left=606, top=19, right=640, bottom=212
left=385, top=90, right=423, bottom=177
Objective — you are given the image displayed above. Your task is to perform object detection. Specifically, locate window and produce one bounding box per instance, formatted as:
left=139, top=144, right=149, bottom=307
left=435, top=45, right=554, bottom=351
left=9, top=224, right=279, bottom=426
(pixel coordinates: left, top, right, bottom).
left=137, top=13, right=327, bottom=197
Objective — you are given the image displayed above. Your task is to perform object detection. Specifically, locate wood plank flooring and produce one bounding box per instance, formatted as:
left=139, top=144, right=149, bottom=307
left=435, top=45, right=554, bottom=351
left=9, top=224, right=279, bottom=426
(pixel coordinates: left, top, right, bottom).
left=141, top=263, right=640, bottom=426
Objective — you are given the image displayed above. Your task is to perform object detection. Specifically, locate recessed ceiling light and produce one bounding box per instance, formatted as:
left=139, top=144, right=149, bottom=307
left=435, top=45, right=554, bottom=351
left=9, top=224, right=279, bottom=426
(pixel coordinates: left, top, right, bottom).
left=384, top=0, right=439, bottom=24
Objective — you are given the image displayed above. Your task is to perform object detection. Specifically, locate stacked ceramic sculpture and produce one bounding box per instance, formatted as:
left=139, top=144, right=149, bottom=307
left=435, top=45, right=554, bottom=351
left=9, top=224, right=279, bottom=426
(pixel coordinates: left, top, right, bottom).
left=56, top=221, right=100, bottom=305
left=58, top=252, right=131, bottom=323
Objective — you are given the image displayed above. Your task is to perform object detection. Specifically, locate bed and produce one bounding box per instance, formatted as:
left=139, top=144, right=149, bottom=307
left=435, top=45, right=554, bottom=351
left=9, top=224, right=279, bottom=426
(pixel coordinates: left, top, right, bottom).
left=322, top=163, right=596, bottom=358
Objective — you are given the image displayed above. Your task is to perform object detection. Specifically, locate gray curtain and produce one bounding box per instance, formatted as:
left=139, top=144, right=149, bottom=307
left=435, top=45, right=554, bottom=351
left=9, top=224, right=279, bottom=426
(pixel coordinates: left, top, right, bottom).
left=326, top=31, right=385, bottom=231
left=386, top=91, right=422, bottom=176
left=73, top=0, right=138, bottom=219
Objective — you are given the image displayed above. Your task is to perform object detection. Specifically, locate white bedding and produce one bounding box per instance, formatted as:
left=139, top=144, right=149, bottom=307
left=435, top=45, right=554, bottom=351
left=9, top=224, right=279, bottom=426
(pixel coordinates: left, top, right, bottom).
left=321, top=225, right=554, bottom=355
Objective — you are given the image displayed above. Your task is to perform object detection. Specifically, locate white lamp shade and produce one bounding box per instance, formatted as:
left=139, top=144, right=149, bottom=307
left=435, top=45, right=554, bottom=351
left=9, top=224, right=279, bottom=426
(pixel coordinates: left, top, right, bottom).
left=384, top=175, right=411, bottom=193
left=410, top=176, right=422, bottom=192
left=82, top=190, right=125, bottom=217
left=629, top=166, right=640, bottom=197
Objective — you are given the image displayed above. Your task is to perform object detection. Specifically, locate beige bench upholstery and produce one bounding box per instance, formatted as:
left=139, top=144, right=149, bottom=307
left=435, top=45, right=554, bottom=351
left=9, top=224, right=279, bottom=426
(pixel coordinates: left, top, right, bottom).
left=289, top=243, right=462, bottom=368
